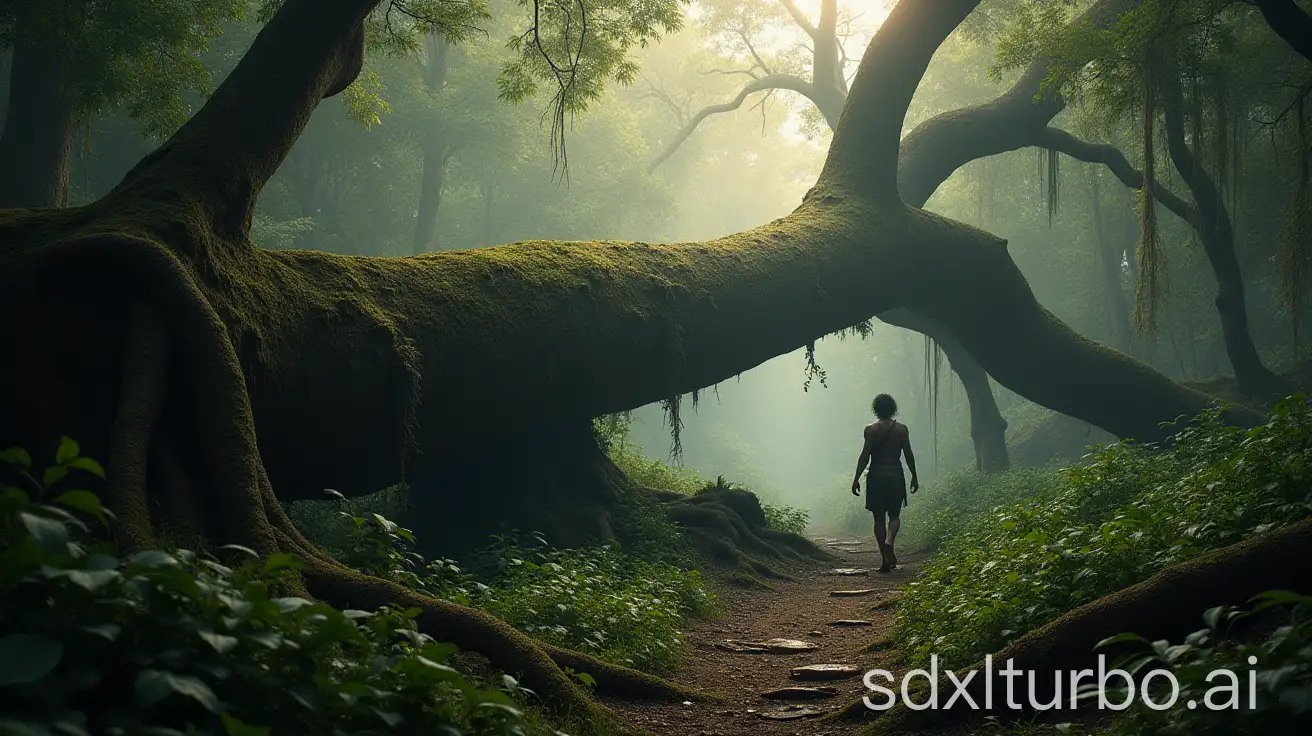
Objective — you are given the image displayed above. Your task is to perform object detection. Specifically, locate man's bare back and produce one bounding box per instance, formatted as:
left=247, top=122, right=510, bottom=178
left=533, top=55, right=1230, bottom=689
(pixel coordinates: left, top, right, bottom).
left=864, top=419, right=911, bottom=471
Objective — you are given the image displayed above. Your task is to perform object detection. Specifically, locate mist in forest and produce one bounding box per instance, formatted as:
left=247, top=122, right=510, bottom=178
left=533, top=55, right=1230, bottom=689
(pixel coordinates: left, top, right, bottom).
left=5, top=0, right=1306, bottom=529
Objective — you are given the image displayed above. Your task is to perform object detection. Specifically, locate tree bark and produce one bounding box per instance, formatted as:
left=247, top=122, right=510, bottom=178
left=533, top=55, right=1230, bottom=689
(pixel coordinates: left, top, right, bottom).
left=1160, top=73, right=1283, bottom=396
left=0, top=37, right=75, bottom=208
left=412, top=32, right=453, bottom=255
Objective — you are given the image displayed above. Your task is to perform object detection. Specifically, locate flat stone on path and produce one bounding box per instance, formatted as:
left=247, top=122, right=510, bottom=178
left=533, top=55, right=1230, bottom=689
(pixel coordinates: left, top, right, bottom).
left=720, top=638, right=820, bottom=653
left=789, top=664, right=863, bottom=681
left=829, top=588, right=879, bottom=597
left=826, top=568, right=871, bottom=576
left=760, top=686, right=839, bottom=700
left=755, top=705, right=828, bottom=721
left=827, top=619, right=874, bottom=627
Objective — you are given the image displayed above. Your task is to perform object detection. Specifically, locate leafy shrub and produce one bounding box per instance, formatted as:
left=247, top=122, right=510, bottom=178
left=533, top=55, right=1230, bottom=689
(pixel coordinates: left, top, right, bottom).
left=762, top=502, right=810, bottom=535
left=334, top=513, right=716, bottom=673
left=599, top=415, right=705, bottom=496
left=896, top=464, right=1064, bottom=553
left=1106, top=591, right=1312, bottom=734
left=0, top=440, right=540, bottom=736
left=898, top=398, right=1312, bottom=669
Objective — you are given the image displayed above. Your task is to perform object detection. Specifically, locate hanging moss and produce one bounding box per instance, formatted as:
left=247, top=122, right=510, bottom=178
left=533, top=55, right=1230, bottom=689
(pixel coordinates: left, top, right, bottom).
left=1133, top=57, right=1167, bottom=335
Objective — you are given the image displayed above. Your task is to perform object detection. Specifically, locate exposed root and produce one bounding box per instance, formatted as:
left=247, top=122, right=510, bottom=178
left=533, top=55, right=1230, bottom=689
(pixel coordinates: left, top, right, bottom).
left=107, top=301, right=167, bottom=551
left=541, top=643, right=720, bottom=703
left=729, top=572, right=776, bottom=590
left=300, top=555, right=620, bottom=725
left=869, top=593, right=902, bottom=611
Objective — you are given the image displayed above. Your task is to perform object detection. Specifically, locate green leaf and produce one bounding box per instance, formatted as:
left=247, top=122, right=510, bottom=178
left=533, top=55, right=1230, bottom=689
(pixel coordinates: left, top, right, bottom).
left=129, top=550, right=179, bottom=568
left=43, top=567, right=119, bottom=592
left=272, top=597, right=314, bottom=612
left=43, top=465, right=68, bottom=488
left=222, top=714, right=270, bottom=736
left=262, top=553, right=303, bottom=573
left=136, top=670, right=221, bottom=713
left=0, top=634, right=65, bottom=686
left=1095, top=632, right=1149, bottom=649
left=82, top=623, right=122, bottom=641
left=198, top=630, right=240, bottom=655
left=19, top=511, right=70, bottom=552
left=55, top=437, right=80, bottom=465
left=53, top=490, right=105, bottom=523
left=0, top=446, right=32, bottom=468
left=67, top=457, right=105, bottom=479
left=219, top=544, right=259, bottom=559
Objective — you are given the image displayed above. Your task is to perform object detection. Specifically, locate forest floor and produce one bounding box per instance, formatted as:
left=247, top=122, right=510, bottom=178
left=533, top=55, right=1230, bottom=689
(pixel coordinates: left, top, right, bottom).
left=605, top=534, right=923, bottom=736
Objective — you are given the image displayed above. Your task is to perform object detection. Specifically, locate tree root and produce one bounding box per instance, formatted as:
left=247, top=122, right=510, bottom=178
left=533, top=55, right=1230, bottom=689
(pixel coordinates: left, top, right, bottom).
left=856, top=517, right=1312, bottom=734
left=541, top=643, right=721, bottom=703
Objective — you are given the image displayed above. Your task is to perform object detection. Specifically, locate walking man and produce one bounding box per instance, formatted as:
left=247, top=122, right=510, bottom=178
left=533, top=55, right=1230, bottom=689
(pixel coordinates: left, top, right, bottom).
left=850, top=393, right=919, bottom=572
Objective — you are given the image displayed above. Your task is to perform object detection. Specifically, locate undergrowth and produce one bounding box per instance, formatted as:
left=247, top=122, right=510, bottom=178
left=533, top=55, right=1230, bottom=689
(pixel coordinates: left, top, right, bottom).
left=0, top=439, right=549, bottom=736
left=337, top=514, right=716, bottom=673
left=897, top=397, right=1312, bottom=670
left=895, top=464, right=1064, bottom=553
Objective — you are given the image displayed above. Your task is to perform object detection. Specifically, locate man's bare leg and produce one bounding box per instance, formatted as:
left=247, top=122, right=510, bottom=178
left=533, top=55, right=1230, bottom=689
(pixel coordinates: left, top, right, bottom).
left=873, top=513, right=891, bottom=572
left=886, top=516, right=900, bottom=569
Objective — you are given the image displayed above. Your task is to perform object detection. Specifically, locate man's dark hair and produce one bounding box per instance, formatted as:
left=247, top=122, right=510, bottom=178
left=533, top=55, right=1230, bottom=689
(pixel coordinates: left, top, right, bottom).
left=872, top=394, right=898, bottom=419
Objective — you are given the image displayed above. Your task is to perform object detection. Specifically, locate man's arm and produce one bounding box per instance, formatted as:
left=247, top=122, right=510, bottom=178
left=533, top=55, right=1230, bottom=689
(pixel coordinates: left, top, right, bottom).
left=851, top=426, right=873, bottom=494
left=902, top=427, right=919, bottom=492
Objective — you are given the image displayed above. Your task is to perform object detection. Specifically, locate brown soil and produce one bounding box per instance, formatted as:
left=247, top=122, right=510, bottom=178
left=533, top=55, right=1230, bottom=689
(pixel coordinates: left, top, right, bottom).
left=605, top=537, right=920, bottom=736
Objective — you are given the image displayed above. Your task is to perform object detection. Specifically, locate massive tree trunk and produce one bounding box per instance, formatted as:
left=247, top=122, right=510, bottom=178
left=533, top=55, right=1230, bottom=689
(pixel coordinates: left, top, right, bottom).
left=0, top=0, right=1270, bottom=724
left=411, top=32, right=453, bottom=255
left=0, top=37, right=75, bottom=208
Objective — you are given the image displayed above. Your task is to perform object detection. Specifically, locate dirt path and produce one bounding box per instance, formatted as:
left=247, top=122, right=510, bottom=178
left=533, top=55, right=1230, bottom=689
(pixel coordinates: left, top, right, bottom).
left=607, top=537, right=923, bottom=736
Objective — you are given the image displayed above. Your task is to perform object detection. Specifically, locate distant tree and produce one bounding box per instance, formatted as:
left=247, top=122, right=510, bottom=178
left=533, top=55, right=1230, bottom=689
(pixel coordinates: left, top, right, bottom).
left=0, top=0, right=247, bottom=207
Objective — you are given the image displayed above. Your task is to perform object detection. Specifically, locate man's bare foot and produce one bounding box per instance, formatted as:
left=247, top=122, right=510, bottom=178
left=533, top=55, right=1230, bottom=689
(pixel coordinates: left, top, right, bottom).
left=888, top=546, right=898, bottom=569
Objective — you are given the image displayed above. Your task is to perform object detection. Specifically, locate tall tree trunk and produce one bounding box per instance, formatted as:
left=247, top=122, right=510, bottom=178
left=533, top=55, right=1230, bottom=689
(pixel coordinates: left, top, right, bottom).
left=1160, top=73, right=1282, bottom=396
left=411, top=33, right=453, bottom=255
left=0, top=37, right=75, bottom=208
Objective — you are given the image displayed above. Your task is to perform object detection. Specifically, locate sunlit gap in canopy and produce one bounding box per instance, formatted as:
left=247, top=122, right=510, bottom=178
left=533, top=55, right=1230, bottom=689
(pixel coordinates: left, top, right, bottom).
left=681, top=0, right=896, bottom=148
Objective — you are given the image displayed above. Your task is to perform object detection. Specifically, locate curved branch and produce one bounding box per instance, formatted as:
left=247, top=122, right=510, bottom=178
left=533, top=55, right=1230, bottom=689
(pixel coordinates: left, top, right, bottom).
left=1037, top=127, right=1196, bottom=222
left=647, top=74, right=819, bottom=172
left=778, top=0, right=819, bottom=40
left=897, top=0, right=1142, bottom=208
left=1253, top=0, right=1312, bottom=62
